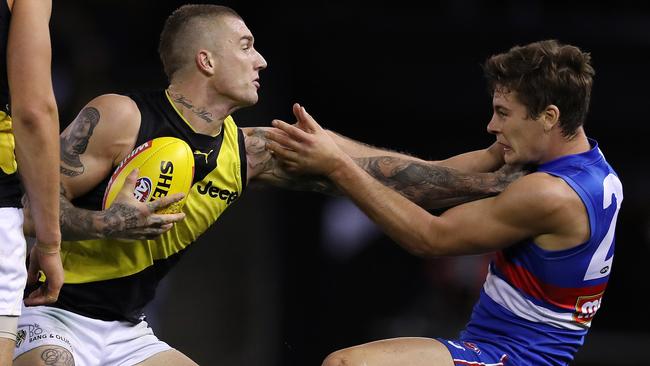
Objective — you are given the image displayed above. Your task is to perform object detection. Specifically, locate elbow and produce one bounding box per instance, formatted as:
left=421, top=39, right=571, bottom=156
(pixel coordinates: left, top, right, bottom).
left=406, top=220, right=455, bottom=258
left=11, top=101, right=58, bottom=129
left=406, top=244, right=446, bottom=259
left=401, top=233, right=448, bottom=259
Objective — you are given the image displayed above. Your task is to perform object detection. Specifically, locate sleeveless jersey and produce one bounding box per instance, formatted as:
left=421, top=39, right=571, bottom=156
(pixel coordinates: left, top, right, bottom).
left=0, top=0, right=22, bottom=207
left=461, top=139, right=622, bottom=365
left=54, top=90, right=247, bottom=322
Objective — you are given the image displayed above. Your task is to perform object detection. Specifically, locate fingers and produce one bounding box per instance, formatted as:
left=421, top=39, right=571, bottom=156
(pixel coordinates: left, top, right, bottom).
left=24, top=286, right=59, bottom=306
left=128, top=225, right=175, bottom=240
left=265, top=129, right=300, bottom=152
left=265, top=138, right=299, bottom=162
left=146, top=192, right=185, bottom=213
left=117, top=169, right=139, bottom=199
left=295, top=105, right=322, bottom=132
left=148, top=212, right=185, bottom=226
left=24, top=255, right=63, bottom=306
left=271, top=119, right=311, bottom=141
left=124, top=168, right=139, bottom=186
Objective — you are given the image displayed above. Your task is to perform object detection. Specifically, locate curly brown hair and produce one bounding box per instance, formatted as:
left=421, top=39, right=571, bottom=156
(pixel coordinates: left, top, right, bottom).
left=483, top=40, right=595, bottom=137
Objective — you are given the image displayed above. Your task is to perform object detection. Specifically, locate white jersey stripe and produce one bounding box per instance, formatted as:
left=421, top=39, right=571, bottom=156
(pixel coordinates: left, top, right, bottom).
left=484, top=270, right=588, bottom=331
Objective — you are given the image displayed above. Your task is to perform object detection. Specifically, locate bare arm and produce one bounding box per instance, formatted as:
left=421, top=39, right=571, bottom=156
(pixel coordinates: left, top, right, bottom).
left=53, top=95, right=184, bottom=240
left=8, top=0, right=63, bottom=305
left=266, top=107, right=582, bottom=257
left=327, top=130, right=505, bottom=173
left=250, top=104, right=518, bottom=209
left=243, top=126, right=335, bottom=194
left=352, top=155, right=514, bottom=209
left=9, top=0, right=59, bottom=253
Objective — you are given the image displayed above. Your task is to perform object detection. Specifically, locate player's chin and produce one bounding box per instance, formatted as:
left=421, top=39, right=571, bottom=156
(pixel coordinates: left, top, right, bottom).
left=239, top=93, right=259, bottom=107
left=503, top=152, right=520, bottom=165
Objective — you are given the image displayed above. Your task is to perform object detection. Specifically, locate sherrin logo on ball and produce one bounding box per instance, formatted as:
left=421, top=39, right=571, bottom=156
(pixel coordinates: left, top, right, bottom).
left=102, top=137, right=195, bottom=214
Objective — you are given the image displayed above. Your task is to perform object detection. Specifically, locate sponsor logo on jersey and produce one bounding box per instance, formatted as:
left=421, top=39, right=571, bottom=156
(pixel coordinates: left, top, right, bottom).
left=193, top=149, right=214, bottom=164
left=149, top=161, right=174, bottom=200
left=574, top=292, right=604, bottom=324
left=196, top=180, right=238, bottom=204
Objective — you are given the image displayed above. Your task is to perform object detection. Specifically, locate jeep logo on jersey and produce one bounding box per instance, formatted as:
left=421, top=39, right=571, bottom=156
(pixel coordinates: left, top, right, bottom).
left=196, top=181, right=238, bottom=204
left=573, top=292, right=604, bottom=324
left=133, top=177, right=152, bottom=202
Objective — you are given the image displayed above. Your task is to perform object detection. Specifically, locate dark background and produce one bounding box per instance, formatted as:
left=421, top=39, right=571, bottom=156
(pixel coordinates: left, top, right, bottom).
left=50, top=1, right=650, bottom=365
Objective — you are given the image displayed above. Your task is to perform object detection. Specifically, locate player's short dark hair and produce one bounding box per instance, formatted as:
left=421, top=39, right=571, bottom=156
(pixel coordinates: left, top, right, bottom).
left=159, top=4, right=241, bottom=81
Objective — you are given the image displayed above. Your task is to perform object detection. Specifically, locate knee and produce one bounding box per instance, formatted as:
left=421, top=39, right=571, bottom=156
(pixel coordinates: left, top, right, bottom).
left=321, top=350, right=352, bottom=366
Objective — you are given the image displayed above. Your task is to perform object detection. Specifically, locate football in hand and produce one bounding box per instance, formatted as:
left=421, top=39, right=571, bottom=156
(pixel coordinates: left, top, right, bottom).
left=102, top=137, right=195, bottom=214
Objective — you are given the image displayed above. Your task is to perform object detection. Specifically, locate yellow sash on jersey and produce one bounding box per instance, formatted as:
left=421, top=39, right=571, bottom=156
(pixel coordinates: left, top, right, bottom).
left=0, top=111, right=18, bottom=175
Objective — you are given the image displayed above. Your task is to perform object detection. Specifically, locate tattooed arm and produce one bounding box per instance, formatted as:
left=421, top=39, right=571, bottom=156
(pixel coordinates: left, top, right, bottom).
left=353, top=156, right=517, bottom=209
left=243, top=127, right=335, bottom=194
left=246, top=126, right=519, bottom=209
left=44, top=94, right=184, bottom=240
left=58, top=174, right=186, bottom=241
left=327, top=130, right=505, bottom=173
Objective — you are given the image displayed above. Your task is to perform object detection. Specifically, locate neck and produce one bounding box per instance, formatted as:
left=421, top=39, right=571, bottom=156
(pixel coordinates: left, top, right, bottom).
left=167, top=81, right=233, bottom=136
left=545, top=127, right=590, bottom=162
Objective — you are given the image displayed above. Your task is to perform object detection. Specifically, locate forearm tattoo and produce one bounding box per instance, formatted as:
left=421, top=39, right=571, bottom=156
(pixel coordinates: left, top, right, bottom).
left=99, top=202, right=140, bottom=237
left=60, top=107, right=100, bottom=177
left=40, top=347, right=74, bottom=366
left=355, top=156, right=503, bottom=209
left=60, top=182, right=145, bottom=240
left=59, top=183, right=97, bottom=240
left=169, top=91, right=213, bottom=123
left=247, top=128, right=337, bottom=194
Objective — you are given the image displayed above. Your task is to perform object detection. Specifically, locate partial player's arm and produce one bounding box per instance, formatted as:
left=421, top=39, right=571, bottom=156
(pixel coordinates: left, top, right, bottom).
left=328, top=130, right=504, bottom=173
left=246, top=125, right=516, bottom=208
left=247, top=104, right=519, bottom=209
left=266, top=107, right=580, bottom=257
left=243, top=126, right=335, bottom=194
left=329, top=165, right=570, bottom=257
left=54, top=95, right=184, bottom=240
left=8, top=0, right=62, bottom=305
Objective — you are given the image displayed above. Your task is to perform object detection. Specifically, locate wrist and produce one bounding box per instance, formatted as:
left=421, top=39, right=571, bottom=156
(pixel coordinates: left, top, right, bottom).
left=327, top=155, right=357, bottom=182
left=34, top=243, right=61, bottom=255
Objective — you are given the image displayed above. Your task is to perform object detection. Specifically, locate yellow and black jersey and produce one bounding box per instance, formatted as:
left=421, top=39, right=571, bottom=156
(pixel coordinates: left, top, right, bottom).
left=54, top=89, right=247, bottom=322
left=0, top=0, right=22, bottom=208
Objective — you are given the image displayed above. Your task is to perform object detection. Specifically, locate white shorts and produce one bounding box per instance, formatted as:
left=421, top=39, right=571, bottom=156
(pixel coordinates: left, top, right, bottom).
left=0, top=207, right=27, bottom=318
left=14, top=305, right=172, bottom=366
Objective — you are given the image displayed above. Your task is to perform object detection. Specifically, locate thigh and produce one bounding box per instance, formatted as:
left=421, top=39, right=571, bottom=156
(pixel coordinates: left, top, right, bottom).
left=134, top=349, right=198, bottom=366
left=102, top=319, right=174, bottom=366
left=14, top=307, right=82, bottom=365
left=323, top=337, right=454, bottom=366
left=1, top=337, right=16, bottom=366
left=13, top=345, right=74, bottom=366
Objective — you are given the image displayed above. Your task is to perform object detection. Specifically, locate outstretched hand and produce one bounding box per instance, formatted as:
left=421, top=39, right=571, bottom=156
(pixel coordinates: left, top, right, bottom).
left=102, top=169, right=186, bottom=240
left=265, top=103, right=350, bottom=177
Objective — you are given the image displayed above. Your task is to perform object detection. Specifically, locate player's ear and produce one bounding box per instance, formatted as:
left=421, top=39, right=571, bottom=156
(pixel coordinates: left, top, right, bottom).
left=196, top=50, right=215, bottom=76
left=541, top=104, right=560, bottom=133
